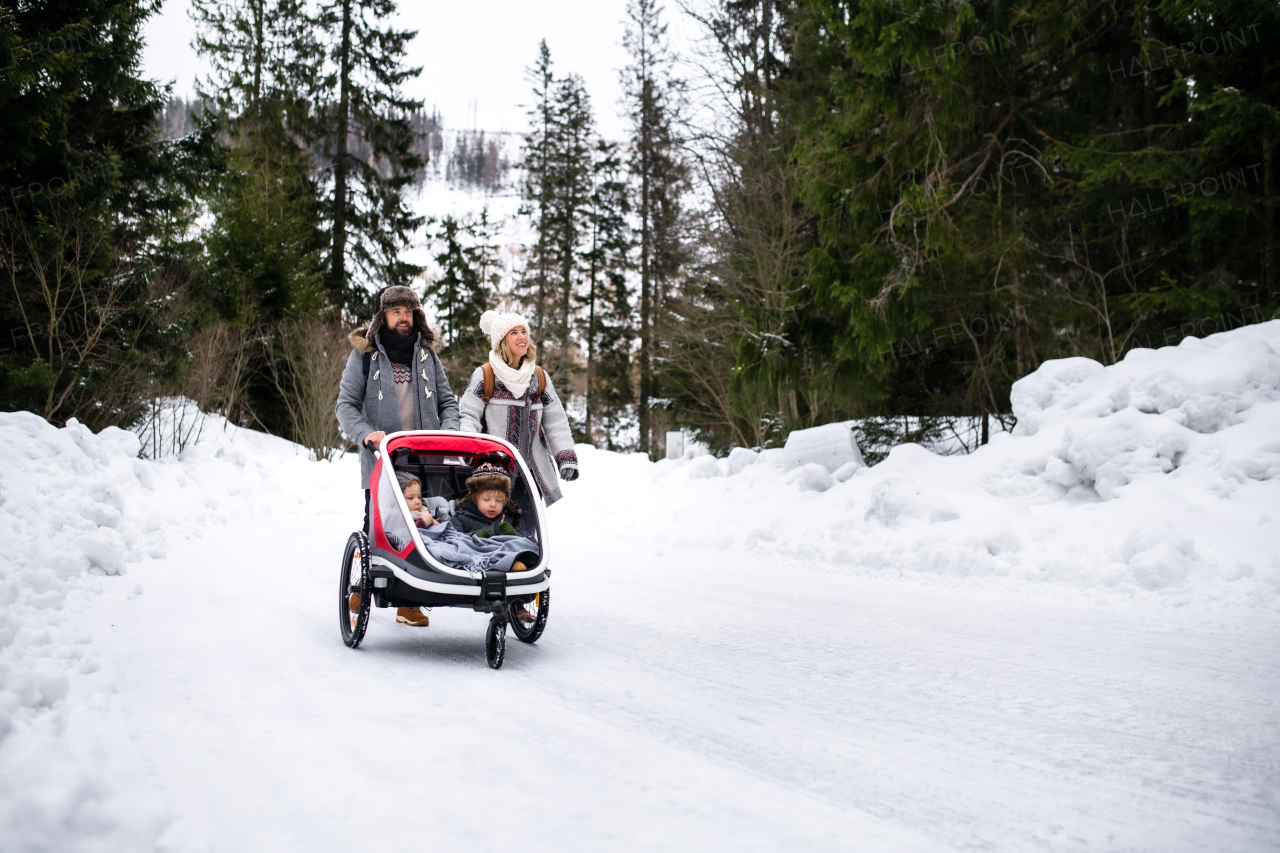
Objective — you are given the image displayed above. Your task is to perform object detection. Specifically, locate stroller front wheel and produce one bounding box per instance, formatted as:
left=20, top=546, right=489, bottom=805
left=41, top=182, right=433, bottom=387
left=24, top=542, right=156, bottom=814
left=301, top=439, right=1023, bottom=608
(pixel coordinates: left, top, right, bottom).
left=485, top=615, right=506, bottom=669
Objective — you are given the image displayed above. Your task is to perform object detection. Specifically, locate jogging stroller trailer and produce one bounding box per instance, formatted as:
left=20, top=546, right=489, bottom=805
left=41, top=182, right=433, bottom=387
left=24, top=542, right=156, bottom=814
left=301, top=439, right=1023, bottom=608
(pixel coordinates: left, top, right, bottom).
left=339, top=430, right=551, bottom=668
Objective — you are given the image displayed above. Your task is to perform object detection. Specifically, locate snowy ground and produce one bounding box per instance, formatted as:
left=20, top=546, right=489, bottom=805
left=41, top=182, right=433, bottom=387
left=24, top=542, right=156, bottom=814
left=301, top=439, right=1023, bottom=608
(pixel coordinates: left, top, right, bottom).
left=2, top=323, right=1279, bottom=852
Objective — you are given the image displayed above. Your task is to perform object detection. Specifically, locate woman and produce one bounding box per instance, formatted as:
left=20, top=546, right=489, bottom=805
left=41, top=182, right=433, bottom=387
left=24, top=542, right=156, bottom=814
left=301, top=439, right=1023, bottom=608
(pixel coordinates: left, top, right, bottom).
left=459, top=310, right=579, bottom=504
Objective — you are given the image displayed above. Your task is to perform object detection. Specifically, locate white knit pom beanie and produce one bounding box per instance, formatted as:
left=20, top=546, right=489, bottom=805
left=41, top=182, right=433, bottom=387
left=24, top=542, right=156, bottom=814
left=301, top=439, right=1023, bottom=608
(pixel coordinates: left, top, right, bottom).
left=479, top=310, right=530, bottom=351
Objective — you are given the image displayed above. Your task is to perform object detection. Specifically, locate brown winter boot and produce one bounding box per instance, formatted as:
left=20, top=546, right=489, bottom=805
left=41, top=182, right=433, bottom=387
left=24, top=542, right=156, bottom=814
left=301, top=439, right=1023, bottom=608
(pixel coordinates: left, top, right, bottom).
left=396, top=607, right=430, bottom=626
left=349, top=549, right=363, bottom=613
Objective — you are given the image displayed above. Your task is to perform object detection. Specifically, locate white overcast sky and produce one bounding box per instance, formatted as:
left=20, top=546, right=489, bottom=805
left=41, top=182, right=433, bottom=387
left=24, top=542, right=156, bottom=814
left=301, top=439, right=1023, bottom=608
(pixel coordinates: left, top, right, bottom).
left=140, top=0, right=703, bottom=141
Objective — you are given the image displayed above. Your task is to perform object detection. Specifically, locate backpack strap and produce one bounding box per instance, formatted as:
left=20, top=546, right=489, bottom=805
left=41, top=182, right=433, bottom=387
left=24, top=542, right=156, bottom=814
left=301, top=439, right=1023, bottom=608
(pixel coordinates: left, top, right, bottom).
left=362, top=350, right=372, bottom=381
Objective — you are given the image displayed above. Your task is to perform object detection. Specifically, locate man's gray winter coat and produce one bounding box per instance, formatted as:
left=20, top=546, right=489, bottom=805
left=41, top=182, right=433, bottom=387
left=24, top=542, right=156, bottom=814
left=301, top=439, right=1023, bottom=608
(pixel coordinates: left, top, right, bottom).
left=335, top=326, right=460, bottom=488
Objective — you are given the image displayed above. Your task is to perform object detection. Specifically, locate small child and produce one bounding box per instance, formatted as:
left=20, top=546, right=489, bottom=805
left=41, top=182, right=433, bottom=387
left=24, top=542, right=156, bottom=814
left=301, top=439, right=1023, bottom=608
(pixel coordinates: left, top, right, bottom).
left=453, top=463, right=522, bottom=538
left=382, top=471, right=436, bottom=627
left=396, top=471, right=438, bottom=529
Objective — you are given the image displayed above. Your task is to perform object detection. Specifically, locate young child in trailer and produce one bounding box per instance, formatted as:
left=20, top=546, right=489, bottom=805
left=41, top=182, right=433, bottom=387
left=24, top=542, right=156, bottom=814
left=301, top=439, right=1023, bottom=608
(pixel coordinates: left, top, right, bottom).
left=359, top=471, right=437, bottom=627
left=451, top=464, right=524, bottom=538
left=395, top=471, right=438, bottom=529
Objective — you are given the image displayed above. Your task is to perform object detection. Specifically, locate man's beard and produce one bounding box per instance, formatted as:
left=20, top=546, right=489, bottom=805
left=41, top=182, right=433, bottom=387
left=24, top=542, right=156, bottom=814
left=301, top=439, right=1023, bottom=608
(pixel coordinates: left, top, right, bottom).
left=395, top=320, right=411, bottom=333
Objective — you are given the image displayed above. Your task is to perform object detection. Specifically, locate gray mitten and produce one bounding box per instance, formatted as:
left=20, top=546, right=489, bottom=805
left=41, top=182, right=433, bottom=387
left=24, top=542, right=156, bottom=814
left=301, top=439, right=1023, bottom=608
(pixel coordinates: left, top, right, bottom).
left=426, top=496, right=453, bottom=520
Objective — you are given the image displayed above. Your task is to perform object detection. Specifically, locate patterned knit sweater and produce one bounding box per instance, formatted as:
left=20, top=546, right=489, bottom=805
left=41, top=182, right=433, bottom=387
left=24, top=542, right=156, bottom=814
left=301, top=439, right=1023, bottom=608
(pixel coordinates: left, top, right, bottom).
left=457, top=366, right=578, bottom=505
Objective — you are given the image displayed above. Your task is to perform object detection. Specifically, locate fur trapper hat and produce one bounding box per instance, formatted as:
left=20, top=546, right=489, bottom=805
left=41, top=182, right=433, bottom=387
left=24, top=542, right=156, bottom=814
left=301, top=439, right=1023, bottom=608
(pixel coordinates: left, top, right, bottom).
left=367, top=285, right=435, bottom=345
left=479, top=310, right=529, bottom=351
left=464, top=463, right=512, bottom=499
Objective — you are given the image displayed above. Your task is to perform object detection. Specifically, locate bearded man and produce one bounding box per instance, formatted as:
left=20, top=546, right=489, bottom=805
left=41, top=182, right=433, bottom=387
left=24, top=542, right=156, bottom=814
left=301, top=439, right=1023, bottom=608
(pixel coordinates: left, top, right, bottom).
left=335, top=285, right=459, bottom=627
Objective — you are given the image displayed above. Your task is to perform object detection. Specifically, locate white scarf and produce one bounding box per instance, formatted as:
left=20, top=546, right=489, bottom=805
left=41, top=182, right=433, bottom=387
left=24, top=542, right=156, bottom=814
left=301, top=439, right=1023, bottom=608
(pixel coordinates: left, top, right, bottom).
left=488, top=349, right=536, bottom=394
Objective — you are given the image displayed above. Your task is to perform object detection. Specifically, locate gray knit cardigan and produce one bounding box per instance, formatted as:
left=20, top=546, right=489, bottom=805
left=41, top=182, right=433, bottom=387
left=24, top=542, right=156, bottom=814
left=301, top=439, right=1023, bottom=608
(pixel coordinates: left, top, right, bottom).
left=458, top=366, right=578, bottom=505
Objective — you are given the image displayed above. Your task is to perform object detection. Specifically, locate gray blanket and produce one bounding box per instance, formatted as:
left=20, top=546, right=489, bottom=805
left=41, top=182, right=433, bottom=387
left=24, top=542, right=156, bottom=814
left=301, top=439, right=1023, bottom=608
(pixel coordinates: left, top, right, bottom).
left=415, top=521, right=539, bottom=574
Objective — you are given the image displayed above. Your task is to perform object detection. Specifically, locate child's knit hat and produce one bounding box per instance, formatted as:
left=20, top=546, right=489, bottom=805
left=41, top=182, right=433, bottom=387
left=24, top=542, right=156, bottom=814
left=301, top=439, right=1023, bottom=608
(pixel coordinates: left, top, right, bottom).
left=465, top=463, right=511, bottom=497
left=395, top=470, right=421, bottom=492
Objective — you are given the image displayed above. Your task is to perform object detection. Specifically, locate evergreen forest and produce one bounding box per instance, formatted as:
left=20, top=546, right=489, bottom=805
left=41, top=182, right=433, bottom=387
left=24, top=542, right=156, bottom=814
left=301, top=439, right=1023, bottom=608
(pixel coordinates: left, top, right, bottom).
left=1, top=0, right=1276, bottom=460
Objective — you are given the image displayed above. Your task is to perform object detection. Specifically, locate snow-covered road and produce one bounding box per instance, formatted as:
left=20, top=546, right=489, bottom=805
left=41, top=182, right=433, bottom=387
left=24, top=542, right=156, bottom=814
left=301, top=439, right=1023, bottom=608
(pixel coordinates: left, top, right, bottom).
left=61, top=449, right=1279, bottom=853
left=7, top=322, right=1280, bottom=851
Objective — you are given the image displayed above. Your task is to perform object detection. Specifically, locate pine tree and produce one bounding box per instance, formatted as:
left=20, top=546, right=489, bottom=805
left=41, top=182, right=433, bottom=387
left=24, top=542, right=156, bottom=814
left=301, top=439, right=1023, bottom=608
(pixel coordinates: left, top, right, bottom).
left=201, top=132, right=325, bottom=326
left=547, top=72, right=595, bottom=379
left=519, top=44, right=598, bottom=381
left=191, top=0, right=326, bottom=325
left=623, top=0, right=688, bottom=456
left=674, top=0, right=1278, bottom=452
left=0, top=0, right=206, bottom=428
left=667, top=0, right=810, bottom=449
left=315, top=0, right=424, bottom=313
left=191, top=0, right=321, bottom=124
left=520, top=40, right=557, bottom=336
left=1049, top=0, right=1280, bottom=336
left=424, top=210, right=502, bottom=389
left=582, top=139, right=634, bottom=447
left=191, top=0, right=329, bottom=437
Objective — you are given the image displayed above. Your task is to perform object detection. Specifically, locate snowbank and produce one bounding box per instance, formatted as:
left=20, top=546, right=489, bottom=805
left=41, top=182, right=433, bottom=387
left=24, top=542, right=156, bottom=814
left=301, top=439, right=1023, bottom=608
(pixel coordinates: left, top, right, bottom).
left=0, top=409, right=352, bottom=851
left=565, top=321, right=1280, bottom=608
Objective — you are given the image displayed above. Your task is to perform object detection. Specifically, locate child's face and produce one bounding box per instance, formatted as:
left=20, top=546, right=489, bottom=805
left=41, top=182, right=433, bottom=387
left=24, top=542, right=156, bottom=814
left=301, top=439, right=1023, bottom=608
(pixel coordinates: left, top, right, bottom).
left=402, top=482, right=423, bottom=512
left=475, top=490, right=506, bottom=519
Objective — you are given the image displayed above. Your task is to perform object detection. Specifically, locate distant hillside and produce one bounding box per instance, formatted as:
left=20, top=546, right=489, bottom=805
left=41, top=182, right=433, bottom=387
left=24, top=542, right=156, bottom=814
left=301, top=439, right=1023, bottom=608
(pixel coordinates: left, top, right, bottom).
left=158, top=98, right=517, bottom=196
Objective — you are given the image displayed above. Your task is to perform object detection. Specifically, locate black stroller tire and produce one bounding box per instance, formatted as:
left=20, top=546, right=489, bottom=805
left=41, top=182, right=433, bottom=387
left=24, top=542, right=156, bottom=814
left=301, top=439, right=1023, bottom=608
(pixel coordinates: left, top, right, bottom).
left=340, top=532, right=372, bottom=648
left=485, top=615, right=506, bottom=669
left=509, top=589, right=549, bottom=644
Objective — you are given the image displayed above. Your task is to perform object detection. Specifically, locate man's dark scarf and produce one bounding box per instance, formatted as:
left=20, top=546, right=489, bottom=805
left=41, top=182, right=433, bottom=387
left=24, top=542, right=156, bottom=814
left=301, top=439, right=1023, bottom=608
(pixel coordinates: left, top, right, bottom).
left=379, top=328, right=417, bottom=365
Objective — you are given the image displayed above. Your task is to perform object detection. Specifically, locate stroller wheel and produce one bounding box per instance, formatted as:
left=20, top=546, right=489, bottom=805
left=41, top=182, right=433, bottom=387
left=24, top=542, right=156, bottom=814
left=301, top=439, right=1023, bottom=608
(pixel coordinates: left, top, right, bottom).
left=509, top=589, right=550, bottom=644
left=340, top=532, right=372, bottom=648
left=485, top=615, right=506, bottom=669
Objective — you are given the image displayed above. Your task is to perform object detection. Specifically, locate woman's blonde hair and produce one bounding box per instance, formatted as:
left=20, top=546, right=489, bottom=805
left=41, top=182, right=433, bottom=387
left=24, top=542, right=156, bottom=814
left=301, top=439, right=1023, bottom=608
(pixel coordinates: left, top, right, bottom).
left=496, top=327, right=536, bottom=368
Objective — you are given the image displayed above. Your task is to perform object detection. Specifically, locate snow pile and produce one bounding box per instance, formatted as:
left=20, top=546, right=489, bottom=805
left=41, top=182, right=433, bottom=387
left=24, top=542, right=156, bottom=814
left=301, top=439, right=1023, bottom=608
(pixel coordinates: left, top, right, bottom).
left=0, top=413, right=167, bottom=850
left=565, top=321, right=1280, bottom=607
left=1013, top=334, right=1280, bottom=498
left=0, top=409, right=353, bottom=851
